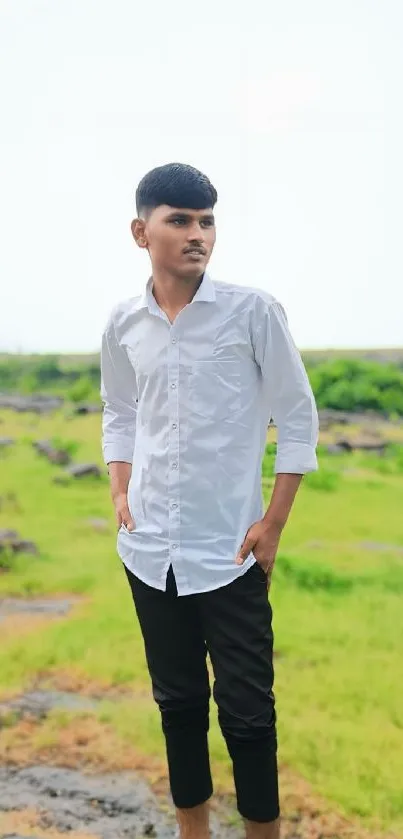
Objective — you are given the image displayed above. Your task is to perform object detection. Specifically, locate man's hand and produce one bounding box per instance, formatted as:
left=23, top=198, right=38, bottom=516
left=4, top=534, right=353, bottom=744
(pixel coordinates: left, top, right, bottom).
left=113, top=492, right=135, bottom=532
left=235, top=519, right=283, bottom=580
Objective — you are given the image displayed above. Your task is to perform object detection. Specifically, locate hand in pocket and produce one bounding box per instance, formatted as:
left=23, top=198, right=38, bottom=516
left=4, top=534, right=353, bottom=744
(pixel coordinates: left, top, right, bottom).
left=113, top=492, right=136, bottom=532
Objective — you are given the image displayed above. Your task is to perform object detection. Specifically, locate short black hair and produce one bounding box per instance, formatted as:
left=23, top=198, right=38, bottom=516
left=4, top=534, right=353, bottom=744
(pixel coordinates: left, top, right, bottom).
left=136, top=162, right=217, bottom=217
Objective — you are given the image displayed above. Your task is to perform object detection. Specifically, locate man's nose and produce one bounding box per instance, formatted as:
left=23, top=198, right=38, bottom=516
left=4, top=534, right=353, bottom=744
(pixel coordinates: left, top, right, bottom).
left=186, top=223, right=204, bottom=241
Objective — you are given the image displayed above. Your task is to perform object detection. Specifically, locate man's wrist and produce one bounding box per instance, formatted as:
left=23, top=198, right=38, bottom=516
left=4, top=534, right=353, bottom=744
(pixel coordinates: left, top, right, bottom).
left=262, top=512, right=287, bottom=532
left=262, top=472, right=303, bottom=532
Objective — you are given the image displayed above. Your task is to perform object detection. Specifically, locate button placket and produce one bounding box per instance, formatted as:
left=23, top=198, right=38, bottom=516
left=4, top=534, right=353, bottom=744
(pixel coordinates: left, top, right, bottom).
left=168, top=330, right=181, bottom=562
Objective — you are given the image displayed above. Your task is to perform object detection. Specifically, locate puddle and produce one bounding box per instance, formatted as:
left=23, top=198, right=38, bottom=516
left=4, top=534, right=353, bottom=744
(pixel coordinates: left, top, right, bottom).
left=0, top=765, right=240, bottom=839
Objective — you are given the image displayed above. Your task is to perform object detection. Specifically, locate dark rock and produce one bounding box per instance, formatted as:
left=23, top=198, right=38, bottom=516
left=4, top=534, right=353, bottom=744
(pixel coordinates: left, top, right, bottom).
left=326, top=444, right=349, bottom=455
left=2, top=835, right=42, bottom=839
left=5, top=539, right=38, bottom=555
left=74, top=402, right=102, bottom=415
left=332, top=439, right=353, bottom=452
left=0, top=530, right=38, bottom=556
left=32, top=439, right=71, bottom=465
left=318, top=409, right=351, bottom=428
left=66, top=463, right=102, bottom=478
left=335, top=437, right=389, bottom=454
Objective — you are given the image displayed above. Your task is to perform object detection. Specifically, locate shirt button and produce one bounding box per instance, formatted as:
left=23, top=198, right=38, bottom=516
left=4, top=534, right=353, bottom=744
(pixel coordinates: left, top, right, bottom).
left=172, top=543, right=178, bottom=550
left=172, top=462, right=178, bottom=470
left=172, top=423, right=178, bottom=430
left=172, top=503, right=178, bottom=509
left=171, top=383, right=176, bottom=389
left=171, top=337, right=177, bottom=344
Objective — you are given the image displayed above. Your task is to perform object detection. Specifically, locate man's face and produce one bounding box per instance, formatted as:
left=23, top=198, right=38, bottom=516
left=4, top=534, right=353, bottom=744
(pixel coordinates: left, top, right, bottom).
left=132, top=205, right=216, bottom=279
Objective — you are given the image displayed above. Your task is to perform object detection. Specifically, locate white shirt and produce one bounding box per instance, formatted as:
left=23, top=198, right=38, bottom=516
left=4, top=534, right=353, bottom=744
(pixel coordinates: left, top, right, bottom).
left=101, top=272, right=319, bottom=596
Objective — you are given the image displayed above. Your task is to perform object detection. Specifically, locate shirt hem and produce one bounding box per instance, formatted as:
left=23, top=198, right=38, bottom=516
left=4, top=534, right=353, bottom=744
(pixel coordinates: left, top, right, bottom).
left=120, top=554, right=256, bottom=595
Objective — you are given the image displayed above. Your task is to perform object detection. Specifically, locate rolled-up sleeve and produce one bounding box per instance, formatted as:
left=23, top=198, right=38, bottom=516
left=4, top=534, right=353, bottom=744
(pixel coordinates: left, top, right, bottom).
left=100, top=312, right=138, bottom=465
left=253, top=296, right=319, bottom=474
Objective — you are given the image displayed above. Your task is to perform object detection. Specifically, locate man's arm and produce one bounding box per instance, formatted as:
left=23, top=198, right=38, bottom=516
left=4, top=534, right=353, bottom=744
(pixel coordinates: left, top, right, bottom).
left=100, top=312, right=138, bottom=530
left=259, top=298, right=319, bottom=477
left=263, top=472, right=302, bottom=530
left=236, top=297, right=319, bottom=570
left=260, top=298, right=318, bottom=527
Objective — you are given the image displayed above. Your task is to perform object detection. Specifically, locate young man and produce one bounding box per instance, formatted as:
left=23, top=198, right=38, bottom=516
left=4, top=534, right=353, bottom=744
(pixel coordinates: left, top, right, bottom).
left=100, top=162, right=319, bottom=839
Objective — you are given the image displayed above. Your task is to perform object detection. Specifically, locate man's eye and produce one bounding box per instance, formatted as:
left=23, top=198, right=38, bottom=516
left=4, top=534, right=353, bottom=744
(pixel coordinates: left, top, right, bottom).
left=201, top=219, right=214, bottom=228
left=170, top=218, right=185, bottom=225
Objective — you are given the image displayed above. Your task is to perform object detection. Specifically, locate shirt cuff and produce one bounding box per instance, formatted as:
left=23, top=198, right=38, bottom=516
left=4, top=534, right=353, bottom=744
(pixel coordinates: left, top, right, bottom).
left=102, top=442, right=134, bottom=466
left=275, top=441, right=318, bottom=474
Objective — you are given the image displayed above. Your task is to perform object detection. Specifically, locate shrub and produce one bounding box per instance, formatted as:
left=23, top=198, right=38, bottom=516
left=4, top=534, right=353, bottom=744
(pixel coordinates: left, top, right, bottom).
left=68, top=376, right=93, bottom=403
left=304, top=468, right=340, bottom=492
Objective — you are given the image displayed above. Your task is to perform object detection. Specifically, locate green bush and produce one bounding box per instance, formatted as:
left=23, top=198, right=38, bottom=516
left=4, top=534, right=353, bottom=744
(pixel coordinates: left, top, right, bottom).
left=308, top=358, right=403, bottom=416
left=304, top=467, right=340, bottom=492
left=68, top=376, right=93, bottom=403
left=275, top=553, right=355, bottom=592
left=261, top=442, right=277, bottom=478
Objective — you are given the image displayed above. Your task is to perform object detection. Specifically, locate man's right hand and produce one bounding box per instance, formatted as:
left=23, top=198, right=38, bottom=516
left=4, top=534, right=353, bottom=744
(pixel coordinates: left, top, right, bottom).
left=113, top=492, right=135, bottom=532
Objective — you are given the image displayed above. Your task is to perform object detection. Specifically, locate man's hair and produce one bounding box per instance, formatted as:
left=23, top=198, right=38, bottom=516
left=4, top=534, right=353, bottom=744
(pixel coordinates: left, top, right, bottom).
left=136, top=163, right=217, bottom=217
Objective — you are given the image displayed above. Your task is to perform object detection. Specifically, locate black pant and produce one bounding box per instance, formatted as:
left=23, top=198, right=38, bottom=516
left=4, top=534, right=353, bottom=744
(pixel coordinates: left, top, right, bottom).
left=123, top=562, right=279, bottom=823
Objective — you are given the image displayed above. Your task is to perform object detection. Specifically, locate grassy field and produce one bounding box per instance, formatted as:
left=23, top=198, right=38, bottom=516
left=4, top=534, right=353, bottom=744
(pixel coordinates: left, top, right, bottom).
left=0, top=408, right=402, bottom=837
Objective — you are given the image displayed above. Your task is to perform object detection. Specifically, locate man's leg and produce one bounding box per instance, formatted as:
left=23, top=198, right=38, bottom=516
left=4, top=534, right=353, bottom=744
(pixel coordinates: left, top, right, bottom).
left=123, top=564, right=211, bottom=839
left=200, top=563, right=280, bottom=839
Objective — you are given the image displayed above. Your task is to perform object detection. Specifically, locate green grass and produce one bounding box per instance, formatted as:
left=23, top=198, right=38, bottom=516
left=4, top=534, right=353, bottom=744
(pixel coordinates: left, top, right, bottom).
left=0, top=408, right=403, bottom=835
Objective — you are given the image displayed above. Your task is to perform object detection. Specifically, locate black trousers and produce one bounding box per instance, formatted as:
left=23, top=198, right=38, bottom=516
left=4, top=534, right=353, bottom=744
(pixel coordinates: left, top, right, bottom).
left=123, top=562, right=279, bottom=823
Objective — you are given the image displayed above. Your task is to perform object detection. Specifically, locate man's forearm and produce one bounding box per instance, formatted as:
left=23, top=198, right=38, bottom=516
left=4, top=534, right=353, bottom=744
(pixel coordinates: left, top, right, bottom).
left=263, top=472, right=303, bottom=530
left=108, top=461, right=132, bottom=500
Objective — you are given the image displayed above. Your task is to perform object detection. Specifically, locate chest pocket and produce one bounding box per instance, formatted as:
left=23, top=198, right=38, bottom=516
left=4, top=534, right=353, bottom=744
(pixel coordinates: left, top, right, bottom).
left=188, top=359, right=241, bottom=421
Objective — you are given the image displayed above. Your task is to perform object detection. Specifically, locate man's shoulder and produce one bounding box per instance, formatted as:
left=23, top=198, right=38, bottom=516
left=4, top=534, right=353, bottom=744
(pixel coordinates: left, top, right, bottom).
left=213, top=278, right=279, bottom=309
left=104, top=294, right=143, bottom=331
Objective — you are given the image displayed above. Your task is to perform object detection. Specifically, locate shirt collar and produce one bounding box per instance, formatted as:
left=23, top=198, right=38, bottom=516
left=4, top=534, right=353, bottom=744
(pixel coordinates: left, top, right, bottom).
left=132, top=271, right=216, bottom=314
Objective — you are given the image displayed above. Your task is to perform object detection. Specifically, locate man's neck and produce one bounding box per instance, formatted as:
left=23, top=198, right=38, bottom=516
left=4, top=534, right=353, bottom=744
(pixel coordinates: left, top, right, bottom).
left=151, top=269, right=204, bottom=314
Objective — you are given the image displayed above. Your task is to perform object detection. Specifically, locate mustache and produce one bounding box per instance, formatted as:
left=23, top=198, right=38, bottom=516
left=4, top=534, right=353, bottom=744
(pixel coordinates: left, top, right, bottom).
left=183, top=246, right=207, bottom=254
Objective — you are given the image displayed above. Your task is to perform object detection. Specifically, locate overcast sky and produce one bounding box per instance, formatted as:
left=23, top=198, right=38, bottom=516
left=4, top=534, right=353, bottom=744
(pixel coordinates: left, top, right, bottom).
left=0, top=0, right=401, bottom=353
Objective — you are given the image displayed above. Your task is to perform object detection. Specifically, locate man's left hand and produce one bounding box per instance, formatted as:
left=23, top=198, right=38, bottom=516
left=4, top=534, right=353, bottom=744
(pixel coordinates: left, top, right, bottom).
left=235, top=519, right=283, bottom=579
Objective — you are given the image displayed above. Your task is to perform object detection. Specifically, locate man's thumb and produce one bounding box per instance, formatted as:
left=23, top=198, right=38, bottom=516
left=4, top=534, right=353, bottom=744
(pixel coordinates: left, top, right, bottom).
left=235, top=536, right=254, bottom=565
left=123, top=509, right=135, bottom=532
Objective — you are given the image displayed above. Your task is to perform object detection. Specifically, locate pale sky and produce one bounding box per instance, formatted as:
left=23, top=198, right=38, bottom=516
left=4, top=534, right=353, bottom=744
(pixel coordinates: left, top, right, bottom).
left=0, top=0, right=401, bottom=353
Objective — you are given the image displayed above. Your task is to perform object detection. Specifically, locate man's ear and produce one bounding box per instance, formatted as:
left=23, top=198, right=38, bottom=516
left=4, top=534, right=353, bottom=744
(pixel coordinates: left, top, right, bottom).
left=131, top=218, right=148, bottom=248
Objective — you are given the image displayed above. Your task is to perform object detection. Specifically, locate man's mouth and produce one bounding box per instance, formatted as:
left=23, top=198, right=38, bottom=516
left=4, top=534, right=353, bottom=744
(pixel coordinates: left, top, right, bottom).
left=183, top=247, right=206, bottom=256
